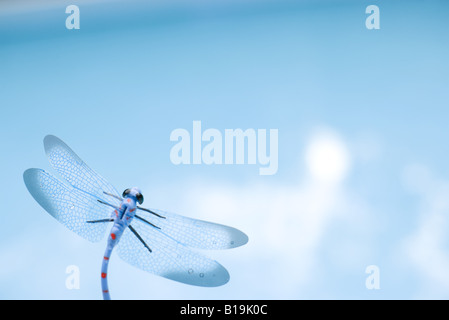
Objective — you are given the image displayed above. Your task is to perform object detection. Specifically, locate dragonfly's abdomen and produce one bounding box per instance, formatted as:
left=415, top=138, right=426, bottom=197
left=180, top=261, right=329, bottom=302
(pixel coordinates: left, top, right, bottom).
left=101, top=222, right=126, bottom=300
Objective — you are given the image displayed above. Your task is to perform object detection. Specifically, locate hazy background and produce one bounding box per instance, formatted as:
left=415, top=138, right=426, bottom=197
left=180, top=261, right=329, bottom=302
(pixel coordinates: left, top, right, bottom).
left=1, top=0, right=448, bottom=299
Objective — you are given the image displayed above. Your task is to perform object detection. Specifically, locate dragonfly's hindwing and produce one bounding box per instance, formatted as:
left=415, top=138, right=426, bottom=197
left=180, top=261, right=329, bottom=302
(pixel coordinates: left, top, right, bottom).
left=24, top=168, right=110, bottom=242
left=117, top=219, right=231, bottom=287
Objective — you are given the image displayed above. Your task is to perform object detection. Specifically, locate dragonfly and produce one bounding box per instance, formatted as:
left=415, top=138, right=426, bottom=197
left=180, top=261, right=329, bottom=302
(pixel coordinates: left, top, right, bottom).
left=23, top=135, right=248, bottom=300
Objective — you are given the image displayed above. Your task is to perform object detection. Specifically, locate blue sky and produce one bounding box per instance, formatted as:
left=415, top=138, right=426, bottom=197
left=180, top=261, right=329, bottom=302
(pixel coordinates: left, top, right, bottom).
left=1, top=0, right=448, bottom=299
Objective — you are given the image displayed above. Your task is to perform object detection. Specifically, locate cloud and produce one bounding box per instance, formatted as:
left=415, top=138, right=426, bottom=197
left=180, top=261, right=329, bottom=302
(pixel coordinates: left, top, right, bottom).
left=170, top=127, right=355, bottom=298
left=401, top=164, right=449, bottom=298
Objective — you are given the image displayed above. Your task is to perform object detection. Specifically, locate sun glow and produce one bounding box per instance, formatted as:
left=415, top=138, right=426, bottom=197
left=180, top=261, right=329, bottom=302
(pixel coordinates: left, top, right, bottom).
left=305, top=131, right=351, bottom=184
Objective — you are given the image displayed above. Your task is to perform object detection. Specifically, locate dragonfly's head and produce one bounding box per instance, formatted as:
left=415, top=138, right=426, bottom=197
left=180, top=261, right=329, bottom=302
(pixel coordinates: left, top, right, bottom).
left=122, top=187, right=144, bottom=205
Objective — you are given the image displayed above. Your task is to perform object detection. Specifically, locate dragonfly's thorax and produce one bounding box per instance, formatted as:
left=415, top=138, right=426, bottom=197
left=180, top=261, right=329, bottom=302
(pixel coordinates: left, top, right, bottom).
left=115, top=197, right=137, bottom=227
left=122, top=196, right=137, bottom=208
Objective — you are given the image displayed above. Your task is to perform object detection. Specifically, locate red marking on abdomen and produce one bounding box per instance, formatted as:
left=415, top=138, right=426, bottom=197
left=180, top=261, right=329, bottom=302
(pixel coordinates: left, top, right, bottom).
left=101, top=273, right=107, bottom=278
left=104, top=256, right=109, bottom=260
left=129, top=208, right=135, bottom=213
left=103, top=290, right=109, bottom=293
left=111, top=233, right=116, bottom=240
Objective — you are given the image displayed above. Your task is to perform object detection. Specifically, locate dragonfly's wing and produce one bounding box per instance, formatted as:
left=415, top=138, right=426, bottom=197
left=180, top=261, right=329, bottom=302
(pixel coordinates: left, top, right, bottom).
left=117, top=209, right=248, bottom=286
left=43, top=135, right=121, bottom=205
left=136, top=208, right=248, bottom=250
left=117, top=219, right=231, bottom=287
left=24, top=168, right=111, bottom=242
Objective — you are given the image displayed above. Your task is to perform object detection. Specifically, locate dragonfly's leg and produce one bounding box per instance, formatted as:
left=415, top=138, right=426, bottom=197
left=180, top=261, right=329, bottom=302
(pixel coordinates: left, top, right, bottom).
left=86, top=218, right=114, bottom=224
left=135, top=215, right=160, bottom=229
left=97, top=199, right=120, bottom=210
left=137, top=206, right=166, bottom=219
left=103, top=191, right=123, bottom=201
left=128, top=225, right=152, bottom=253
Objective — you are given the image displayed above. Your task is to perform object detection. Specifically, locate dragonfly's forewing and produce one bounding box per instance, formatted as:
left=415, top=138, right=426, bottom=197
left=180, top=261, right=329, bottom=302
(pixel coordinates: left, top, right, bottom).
left=43, top=135, right=121, bottom=204
left=137, top=208, right=249, bottom=250
left=117, top=218, right=231, bottom=287
left=24, top=168, right=110, bottom=242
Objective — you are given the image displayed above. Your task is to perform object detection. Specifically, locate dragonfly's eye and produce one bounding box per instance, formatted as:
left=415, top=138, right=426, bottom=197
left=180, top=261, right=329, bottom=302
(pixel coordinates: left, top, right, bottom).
left=122, top=189, right=131, bottom=198
left=136, top=193, right=144, bottom=205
